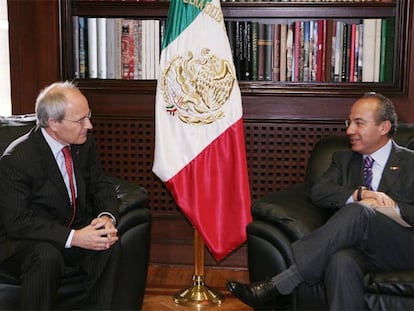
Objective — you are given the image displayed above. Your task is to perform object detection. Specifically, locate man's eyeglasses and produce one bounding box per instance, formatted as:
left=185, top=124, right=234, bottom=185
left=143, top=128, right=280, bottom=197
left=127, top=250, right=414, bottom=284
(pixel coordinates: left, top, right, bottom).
left=63, top=111, right=92, bottom=125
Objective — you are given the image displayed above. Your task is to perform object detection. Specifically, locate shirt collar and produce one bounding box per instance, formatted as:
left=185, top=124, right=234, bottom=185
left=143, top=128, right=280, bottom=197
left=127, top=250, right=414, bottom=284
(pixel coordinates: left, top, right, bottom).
left=41, top=128, right=67, bottom=159
left=367, top=139, right=392, bottom=168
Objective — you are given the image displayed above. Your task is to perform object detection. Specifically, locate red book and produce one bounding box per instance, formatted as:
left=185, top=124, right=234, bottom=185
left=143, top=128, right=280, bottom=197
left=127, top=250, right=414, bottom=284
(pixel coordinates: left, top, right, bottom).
left=294, top=21, right=301, bottom=81
left=316, top=19, right=326, bottom=82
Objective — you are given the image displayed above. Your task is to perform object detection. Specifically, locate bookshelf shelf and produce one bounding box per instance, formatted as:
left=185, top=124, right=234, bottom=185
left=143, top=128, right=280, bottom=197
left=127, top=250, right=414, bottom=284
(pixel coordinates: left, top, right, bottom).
left=62, top=0, right=410, bottom=97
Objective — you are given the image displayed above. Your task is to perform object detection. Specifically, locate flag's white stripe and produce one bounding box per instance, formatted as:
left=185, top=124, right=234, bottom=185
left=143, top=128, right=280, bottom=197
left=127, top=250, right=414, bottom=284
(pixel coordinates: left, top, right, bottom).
left=153, top=3, right=242, bottom=182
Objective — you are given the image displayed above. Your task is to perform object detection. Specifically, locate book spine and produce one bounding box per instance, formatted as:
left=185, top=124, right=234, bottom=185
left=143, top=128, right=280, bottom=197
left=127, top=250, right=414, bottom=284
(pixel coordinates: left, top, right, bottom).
left=106, top=18, right=116, bottom=79
left=244, top=21, right=252, bottom=80
left=72, top=16, right=80, bottom=79
left=362, top=19, right=376, bottom=82
left=286, top=23, right=294, bottom=81
left=373, top=18, right=382, bottom=82
left=264, top=23, right=273, bottom=81
left=78, top=16, right=87, bottom=79
left=257, top=23, right=265, bottom=80
left=97, top=17, right=107, bottom=79
left=272, top=23, right=280, bottom=81
left=87, top=17, right=98, bottom=78
left=250, top=22, right=259, bottom=81
left=279, top=24, right=287, bottom=81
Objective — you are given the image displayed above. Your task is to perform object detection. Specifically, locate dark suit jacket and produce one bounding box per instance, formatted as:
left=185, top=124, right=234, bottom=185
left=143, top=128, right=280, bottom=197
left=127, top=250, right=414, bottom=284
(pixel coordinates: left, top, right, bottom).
left=310, top=140, right=414, bottom=225
left=0, top=127, right=118, bottom=263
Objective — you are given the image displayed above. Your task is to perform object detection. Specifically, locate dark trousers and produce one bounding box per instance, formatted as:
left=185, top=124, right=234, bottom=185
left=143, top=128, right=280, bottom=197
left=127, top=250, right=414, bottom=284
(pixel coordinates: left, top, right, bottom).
left=292, top=204, right=414, bottom=310
left=2, top=240, right=122, bottom=310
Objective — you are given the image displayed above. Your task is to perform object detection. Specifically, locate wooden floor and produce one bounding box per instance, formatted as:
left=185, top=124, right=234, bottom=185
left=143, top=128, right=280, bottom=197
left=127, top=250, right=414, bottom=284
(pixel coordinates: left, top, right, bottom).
left=142, top=264, right=253, bottom=311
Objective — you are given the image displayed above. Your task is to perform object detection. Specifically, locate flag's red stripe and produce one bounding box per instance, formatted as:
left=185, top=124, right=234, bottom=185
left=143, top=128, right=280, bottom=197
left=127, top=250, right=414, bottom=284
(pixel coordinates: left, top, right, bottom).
left=166, top=118, right=252, bottom=261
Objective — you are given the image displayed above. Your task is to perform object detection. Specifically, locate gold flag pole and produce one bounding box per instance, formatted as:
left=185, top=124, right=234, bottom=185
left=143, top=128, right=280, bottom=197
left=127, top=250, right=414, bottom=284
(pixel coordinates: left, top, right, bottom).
left=173, top=229, right=225, bottom=307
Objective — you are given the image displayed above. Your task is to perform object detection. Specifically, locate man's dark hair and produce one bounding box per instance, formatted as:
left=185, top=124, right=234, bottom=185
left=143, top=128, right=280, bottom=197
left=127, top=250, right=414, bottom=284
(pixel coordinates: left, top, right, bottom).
left=362, top=92, right=398, bottom=137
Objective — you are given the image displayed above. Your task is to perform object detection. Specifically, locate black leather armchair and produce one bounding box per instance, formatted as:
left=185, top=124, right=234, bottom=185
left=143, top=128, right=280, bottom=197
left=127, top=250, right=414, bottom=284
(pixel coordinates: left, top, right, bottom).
left=0, top=115, right=151, bottom=310
left=247, top=124, right=414, bottom=310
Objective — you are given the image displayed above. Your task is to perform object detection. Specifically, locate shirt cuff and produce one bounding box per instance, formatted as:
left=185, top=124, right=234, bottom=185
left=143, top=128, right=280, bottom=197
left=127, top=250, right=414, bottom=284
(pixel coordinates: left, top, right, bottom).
left=97, top=212, right=117, bottom=226
left=65, top=229, right=75, bottom=248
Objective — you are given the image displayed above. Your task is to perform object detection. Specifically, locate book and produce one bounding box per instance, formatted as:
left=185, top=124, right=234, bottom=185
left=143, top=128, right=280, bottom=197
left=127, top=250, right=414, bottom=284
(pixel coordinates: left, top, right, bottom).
left=272, top=23, right=280, bottom=81
left=250, top=22, right=259, bottom=81
left=243, top=21, right=252, bottom=80
left=264, top=23, right=273, bottom=81
left=362, top=19, right=377, bottom=82
left=121, top=19, right=134, bottom=80
left=106, top=18, right=116, bottom=79
left=303, top=21, right=310, bottom=81
left=286, top=23, right=294, bottom=81
left=373, top=18, right=382, bottom=83
left=379, top=17, right=395, bottom=83
left=78, top=16, right=87, bottom=79
left=72, top=16, right=80, bottom=79
left=97, top=17, right=107, bottom=79
left=333, top=21, right=343, bottom=82
left=257, top=23, right=265, bottom=80
left=279, top=24, right=287, bottom=81
left=87, top=17, right=98, bottom=78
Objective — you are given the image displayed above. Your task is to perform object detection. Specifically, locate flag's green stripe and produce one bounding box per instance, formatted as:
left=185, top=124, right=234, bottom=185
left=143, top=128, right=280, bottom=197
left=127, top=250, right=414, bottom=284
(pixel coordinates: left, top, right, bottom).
left=162, top=0, right=213, bottom=49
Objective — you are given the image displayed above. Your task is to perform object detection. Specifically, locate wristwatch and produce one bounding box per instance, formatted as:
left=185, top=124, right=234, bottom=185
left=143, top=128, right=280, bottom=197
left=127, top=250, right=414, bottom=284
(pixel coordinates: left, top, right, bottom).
left=357, top=186, right=368, bottom=201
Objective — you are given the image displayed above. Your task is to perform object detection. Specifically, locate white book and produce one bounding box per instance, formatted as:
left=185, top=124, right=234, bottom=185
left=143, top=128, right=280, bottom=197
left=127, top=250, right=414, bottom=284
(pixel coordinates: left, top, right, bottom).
left=373, top=18, right=381, bottom=83
left=154, top=20, right=160, bottom=80
left=106, top=18, right=116, bottom=79
left=148, top=20, right=155, bottom=79
left=362, top=19, right=376, bottom=82
left=334, top=21, right=343, bottom=82
left=87, top=18, right=98, bottom=79
left=97, top=17, right=107, bottom=79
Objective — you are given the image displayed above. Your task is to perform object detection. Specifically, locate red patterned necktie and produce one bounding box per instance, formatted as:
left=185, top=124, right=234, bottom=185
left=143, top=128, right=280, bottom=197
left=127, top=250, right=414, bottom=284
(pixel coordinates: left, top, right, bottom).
left=62, top=146, right=76, bottom=226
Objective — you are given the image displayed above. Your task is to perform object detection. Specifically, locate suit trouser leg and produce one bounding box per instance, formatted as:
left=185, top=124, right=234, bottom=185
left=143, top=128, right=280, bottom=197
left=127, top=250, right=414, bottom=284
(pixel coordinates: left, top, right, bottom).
left=3, top=241, right=65, bottom=310
left=324, top=248, right=375, bottom=311
left=292, top=204, right=414, bottom=310
left=72, top=241, right=122, bottom=310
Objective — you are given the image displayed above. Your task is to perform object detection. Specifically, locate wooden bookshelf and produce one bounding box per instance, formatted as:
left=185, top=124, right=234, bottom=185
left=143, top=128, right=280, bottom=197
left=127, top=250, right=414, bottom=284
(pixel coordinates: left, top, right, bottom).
left=7, top=0, right=414, bottom=269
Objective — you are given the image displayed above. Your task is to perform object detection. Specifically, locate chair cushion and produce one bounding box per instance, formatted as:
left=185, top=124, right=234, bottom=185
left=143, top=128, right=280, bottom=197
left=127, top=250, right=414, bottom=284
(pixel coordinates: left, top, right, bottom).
left=365, top=270, right=414, bottom=297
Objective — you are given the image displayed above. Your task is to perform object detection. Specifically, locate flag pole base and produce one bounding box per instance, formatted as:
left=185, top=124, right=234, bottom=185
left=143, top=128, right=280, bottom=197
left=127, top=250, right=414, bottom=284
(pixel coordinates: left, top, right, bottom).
left=173, top=275, right=225, bottom=308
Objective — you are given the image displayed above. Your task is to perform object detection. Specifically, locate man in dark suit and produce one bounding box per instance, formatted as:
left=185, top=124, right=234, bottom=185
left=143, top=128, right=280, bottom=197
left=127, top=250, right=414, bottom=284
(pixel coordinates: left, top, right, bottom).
left=227, top=92, right=414, bottom=310
left=0, top=81, right=121, bottom=309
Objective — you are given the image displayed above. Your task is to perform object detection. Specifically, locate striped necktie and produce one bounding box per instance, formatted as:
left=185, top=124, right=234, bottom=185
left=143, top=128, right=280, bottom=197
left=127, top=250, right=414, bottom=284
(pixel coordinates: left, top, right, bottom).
left=363, top=156, right=374, bottom=190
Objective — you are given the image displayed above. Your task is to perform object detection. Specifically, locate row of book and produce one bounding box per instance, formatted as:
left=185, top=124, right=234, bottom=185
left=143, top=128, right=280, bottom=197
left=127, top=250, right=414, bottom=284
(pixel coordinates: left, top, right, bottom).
left=72, top=17, right=164, bottom=80
left=72, top=16, right=394, bottom=84
left=227, top=18, right=395, bottom=83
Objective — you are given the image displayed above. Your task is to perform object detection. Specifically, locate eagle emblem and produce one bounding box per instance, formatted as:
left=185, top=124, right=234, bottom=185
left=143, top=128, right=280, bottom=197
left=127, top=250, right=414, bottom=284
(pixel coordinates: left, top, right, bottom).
left=160, top=48, right=235, bottom=124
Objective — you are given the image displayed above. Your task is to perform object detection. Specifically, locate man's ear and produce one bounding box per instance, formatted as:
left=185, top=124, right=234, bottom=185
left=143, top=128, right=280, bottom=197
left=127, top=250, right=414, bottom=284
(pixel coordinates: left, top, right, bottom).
left=380, top=120, right=392, bottom=136
left=48, top=119, right=60, bottom=132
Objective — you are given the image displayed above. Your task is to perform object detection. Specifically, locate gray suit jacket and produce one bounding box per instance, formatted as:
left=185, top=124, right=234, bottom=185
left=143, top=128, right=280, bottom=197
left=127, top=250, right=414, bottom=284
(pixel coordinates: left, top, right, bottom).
left=0, top=128, right=118, bottom=263
left=310, top=140, right=414, bottom=225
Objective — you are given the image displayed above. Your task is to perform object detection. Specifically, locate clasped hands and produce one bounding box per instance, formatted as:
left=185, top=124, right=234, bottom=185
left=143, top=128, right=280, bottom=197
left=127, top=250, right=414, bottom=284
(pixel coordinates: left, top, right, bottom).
left=357, top=189, right=397, bottom=211
left=71, top=216, right=118, bottom=251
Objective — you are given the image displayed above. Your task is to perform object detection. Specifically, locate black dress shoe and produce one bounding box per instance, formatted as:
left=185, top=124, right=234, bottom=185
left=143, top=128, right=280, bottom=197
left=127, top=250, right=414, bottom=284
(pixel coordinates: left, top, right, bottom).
left=226, top=279, right=282, bottom=307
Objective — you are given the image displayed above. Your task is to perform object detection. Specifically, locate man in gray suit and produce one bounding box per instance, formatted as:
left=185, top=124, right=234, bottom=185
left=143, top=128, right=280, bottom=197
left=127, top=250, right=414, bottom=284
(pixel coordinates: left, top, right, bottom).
left=0, top=82, right=121, bottom=309
left=227, top=92, right=414, bottom=310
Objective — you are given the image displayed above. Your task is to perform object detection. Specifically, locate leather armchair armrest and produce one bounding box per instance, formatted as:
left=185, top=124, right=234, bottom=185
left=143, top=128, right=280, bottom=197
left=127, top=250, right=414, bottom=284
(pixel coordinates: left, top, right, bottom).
left=365, top=270, right=414, bottom=297
left=111, top=177, right=149, bottom=216
left=251, top=183, right=333, bottom=241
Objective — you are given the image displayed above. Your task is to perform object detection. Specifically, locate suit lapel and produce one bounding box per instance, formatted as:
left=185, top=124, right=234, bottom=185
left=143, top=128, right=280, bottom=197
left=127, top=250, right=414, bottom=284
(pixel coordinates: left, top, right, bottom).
left=350, top=152, right=364, bottom=186
left=378, top=142, right=402, bottom=193
left=34, top=130, right=71, bottom=204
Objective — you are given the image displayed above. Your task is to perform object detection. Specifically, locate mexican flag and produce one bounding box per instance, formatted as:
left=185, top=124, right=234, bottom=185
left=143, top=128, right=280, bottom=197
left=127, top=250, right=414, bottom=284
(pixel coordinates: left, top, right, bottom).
left=152, top=0, right=251, bottom=261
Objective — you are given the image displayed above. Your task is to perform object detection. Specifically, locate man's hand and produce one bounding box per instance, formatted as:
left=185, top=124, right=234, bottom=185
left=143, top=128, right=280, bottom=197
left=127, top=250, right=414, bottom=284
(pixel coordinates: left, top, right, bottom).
left=359, top=190, right=397, bottom=209
left=71, top=217, right=118, bottom=250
